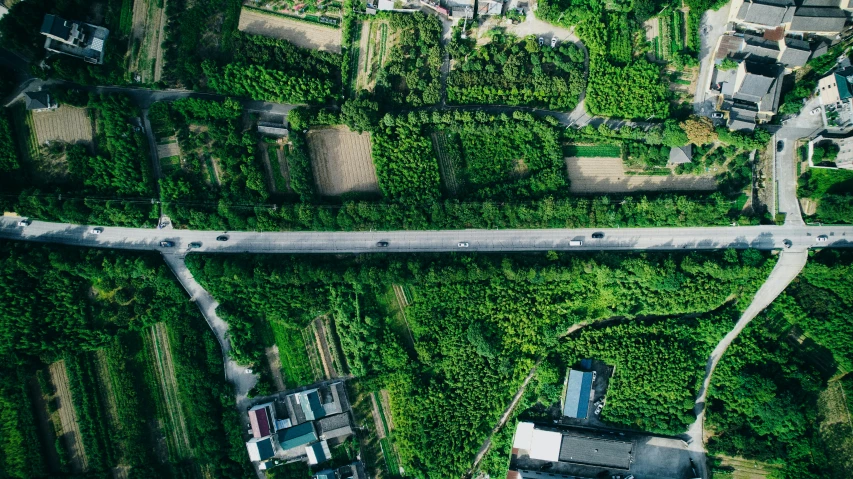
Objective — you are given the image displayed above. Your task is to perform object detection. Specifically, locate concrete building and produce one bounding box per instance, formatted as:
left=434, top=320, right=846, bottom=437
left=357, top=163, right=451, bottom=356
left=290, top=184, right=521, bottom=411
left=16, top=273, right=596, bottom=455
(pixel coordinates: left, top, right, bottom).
left=39, top=14, right=109, bottom=64
left=509, top=422, right=634, bottom=475
left=477, top=0, right=503, bottom=15
left=246, top=436, right=277, bottom=462
left=817, top=68, right=853, bottom=106
left=718, top=61, right=784, bottom=129
left=248, top=402, right=277, bottom=439
left=562, top=370, right=593, bottom=419
left=306, top=440, right=332, bottom=465
left=316, top=413, right=354, bottom=442
left=285, top=382, right=350, bottom=425
left=789, top=7, right=847, bottom=34
left=735, top=0, right=795, bottom=27
left=278, top=422, right=319, bottom=452
left=808, top=134, right=853, bottom=168
left=257, top=122, right=289, bottom=137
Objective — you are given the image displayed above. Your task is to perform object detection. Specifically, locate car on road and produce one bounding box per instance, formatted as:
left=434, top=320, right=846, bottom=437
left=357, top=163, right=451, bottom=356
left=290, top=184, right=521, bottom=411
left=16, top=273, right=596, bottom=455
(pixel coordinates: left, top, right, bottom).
left=458, top=242, right=469, bottom=247
left=159, top=241, right=174, bottom=247
left=188, top=242, right=202, bottom=249
left=376, top=241, right=389, bottom=247
left=783, top=239, right=793, bottom=248
left=569, top=240, right=583, bottom=246
left=216, top=235, right=229, bottom=241
left=17, top=219, right=30, bottom=227
left=90, top=227, right=103, bottom=235
left=816, top=235, right=828, bottom=242
left=711, top=112, right=724, bottom=119
left=591, top=232, right=604, bottom=239
left=551, top=37, right=557, bottom=48
left=776, top=140, right=784, bottom=152
left=811, top=107, right=821, bottom=115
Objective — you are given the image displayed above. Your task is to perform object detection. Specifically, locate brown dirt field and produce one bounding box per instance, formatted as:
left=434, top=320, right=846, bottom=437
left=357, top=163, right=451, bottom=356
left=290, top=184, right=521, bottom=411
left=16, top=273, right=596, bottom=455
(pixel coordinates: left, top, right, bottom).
left=148, top=323, right=193, bottom=459
left=156, top=142, right=181, bottom=159
left=313, top=317, right=337, bottom=378
left=566, top=157, right=717, bottom=193
left=716, top=455, right=782, bottom=479
left=800, top=197, right=817, bottom=216
left=49, top=360, right=88, bottom=473
left=33, top=107, right=93, bottom=146
left=238, top=8, right=342, bottom=53
left=264, top=346, right=287, bottom=392
left=308, top=126, right=378, bottom=196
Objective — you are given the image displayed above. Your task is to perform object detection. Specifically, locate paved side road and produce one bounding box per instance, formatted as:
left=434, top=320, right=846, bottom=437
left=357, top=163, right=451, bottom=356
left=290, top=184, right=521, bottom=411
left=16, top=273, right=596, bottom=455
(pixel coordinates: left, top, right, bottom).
left=685, top=250, right=809, bottom=478
left=162, top=253, right=258, bottom=403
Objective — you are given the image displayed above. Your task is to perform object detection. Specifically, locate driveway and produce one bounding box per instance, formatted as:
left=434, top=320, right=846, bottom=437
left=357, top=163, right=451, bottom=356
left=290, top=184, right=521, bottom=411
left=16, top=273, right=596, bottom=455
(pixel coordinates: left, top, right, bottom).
left=694, top=2, right=733, bottom=114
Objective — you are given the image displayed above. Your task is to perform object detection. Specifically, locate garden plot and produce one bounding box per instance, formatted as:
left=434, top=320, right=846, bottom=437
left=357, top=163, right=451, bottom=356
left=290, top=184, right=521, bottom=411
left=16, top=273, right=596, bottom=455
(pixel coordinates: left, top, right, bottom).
left=238, top=8, right=342, bottom=53
left=307, top=126, right=379, bottom=196
left=128, top=0, right=168, bottom=82
left=146, top=322, right=192, bottom=460
left=32, top=107, right=93, bottom=146
left=566, top=157, right=717, bottom=193
left=49, top=360, right=88, bottom=473
left=356, top=20, right=393, bottom=91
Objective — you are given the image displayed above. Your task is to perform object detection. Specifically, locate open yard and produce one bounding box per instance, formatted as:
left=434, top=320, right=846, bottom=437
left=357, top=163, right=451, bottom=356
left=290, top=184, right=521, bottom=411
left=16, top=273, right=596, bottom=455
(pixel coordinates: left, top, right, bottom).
left=145, top=322, right=192, bottom=460
left=356, top=19, right=393, bottom=91
left=238, top=8, right=342, bottom=53
left=128, top=0, right=168, bottom=82
left=566, top=157, right=717, bottom=193
left=49, top=360, right=88, bottom=473
left=307, top=126, right=379, bottom=196
left=32, top=107, right=93, bottom=146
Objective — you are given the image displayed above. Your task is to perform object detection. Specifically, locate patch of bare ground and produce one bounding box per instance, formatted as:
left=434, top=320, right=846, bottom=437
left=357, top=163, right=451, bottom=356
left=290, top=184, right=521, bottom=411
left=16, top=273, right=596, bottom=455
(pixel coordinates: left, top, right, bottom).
left=566, top=157, right=717, bottom=193
left=800, top=197, right=817, bottom=216
left=238, top=8, right=342, bottom=53
left=147, top=323, right=193, bottom=459
left=258, top=143, right=277, bottom=193
left=308, top=126, right=378, bottom=196
left=156, top=142, right=180, bottom=159
left=210, top=157, right=223, bottom=185
left=356, top=20, right=391, bottom=91
left=264, top=346, right=287, bottom=392
left=49, top=360, right=88, bottom=473
left=33, top=107, right=93, bottom=146
left=27, top=376, right=61, bottom=473
left=313, top=317, right=338, bottom=378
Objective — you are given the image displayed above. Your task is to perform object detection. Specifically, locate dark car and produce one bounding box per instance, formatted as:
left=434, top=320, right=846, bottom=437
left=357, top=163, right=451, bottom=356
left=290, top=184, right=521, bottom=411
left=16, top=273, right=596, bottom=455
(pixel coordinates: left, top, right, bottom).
left=188, top=242, right=202, bottom=249
left=591, top=232, right=605, bottom=239
left=216, top=235, right=229, bottom=242
left=783, top=239, right=792, bottom=249
left=376, top=241, right=389, bottom=247
left=159, top=241, right=174, bottom=247
left=776, top=140, right=784, bottom=152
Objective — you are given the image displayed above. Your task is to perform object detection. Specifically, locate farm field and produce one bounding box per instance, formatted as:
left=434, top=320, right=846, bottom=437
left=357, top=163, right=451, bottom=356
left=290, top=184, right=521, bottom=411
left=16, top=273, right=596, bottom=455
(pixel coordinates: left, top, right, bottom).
left=270, top=320, right=319, bottom=388
left=647, top=9, right=687, bottom=62
left=713, top=455, right=782, bottom=479
left=128, top=0, right=168, bottom=82
left=259, top=143, right=290, bottom=193
left=817, top=380, right=853, bottom=475
left=564, top=144, right=622, bottom=158
left=32, top=107, right=94, bottom=146
left=566, top=157, right=717, bottom=193
left=356, top=19, right=392, bottom=91
left=145, top=322, right=193, bottom=460
left=49, top=360, right=88, bottom=473
left=431, top=131, right=461, bottom=196
left=307, top=126, right=379, bottom=196
left=238, top=8, right=342, bottom=53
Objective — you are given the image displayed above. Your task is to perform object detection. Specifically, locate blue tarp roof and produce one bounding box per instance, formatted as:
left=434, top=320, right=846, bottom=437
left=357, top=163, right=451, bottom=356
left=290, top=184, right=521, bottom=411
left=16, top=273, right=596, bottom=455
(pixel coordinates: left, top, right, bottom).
left=563, top=370, right=593, bottom=418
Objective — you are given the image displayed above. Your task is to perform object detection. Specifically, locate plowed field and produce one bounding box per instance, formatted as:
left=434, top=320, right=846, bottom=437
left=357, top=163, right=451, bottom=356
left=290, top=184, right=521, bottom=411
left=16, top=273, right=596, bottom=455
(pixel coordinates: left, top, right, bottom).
left=566, top=157, right=717, bottom=193
left=33, top=107, right=93, bottom=146
left=308, top=126, right=378, bottom=196
left=238, top=8, right=342, bottom=53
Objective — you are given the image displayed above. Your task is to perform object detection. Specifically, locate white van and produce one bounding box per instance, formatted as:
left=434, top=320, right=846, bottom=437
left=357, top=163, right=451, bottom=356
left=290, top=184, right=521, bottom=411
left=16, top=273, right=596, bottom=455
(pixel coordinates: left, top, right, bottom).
left=569, top=240, right=583, bottom=246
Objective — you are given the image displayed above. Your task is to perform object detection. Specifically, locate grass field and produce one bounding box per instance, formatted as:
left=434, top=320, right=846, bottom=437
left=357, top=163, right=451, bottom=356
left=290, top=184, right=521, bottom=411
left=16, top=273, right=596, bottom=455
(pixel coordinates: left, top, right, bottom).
left=269, top=320, right=316, bottom=388
left=802, top=168, right=853, bottom=196
left=817, top=380, right=853, bottom=475
left=238, top=7, right=342, bottom=53
left=145, top=323, right=192, bottom=461
left=307, top=126, right=378, bottom=196
left=563, top=144, right=622, bottom=158
left=431, top=131, right=461, bottom=196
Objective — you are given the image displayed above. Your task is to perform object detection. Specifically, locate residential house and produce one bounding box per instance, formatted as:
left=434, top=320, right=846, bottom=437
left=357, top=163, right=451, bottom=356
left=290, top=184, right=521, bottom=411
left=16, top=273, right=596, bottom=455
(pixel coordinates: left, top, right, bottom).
left=668, top=145, right=693, bottom=165
left=278, top=422, right=319, bottom=452
left=246, top=436, right=277, bottom=462
left=40, top=14, right=109, bottom=64
left=789, top=7, right=847, bottom=34
left=817, top=67, right=853, bottom=106
left=312, top=462, right=368, bottom=479
left=779, top=37, right=812, bottom=68
left=24, top=91, right=57, bottom=112
left=477, top=0, right=503, bottom=15
left=740, top=34, right=781, bottom=63
left=735, top=0, right=795, bottom=27
left=721, top=61, right=784, bottom=129
left=257, top=122, right=289, bottom=137
left=306, top=440, right=332, bottom=466
left=509, top=422, right=634, bottom=470
left=316, top=413, right=354, bottom=442
left=313, top=470, right=337, bottom=479
left=285, top=382, right=350, bottom=425
left=365, top=0, right=395, bottom=11
left=448, top=0, right=474, bottom=17
left=248, top=402, right=277, bottom=439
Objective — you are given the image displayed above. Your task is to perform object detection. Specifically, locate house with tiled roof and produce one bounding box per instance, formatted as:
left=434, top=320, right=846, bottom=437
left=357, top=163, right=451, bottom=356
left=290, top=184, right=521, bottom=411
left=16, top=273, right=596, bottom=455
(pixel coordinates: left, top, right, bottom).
left=278, top=421, right=319, bottom=451
left=248, top=402, right=277, bottom=439
left=246, top=436, right=277, bottom=462
left=789, top=6, right=847, bottom=34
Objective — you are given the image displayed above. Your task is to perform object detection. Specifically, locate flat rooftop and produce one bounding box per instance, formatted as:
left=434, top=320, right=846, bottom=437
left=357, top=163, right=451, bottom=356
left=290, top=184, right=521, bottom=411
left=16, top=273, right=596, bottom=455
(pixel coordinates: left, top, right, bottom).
left=558, top=434, right=633, bottom=469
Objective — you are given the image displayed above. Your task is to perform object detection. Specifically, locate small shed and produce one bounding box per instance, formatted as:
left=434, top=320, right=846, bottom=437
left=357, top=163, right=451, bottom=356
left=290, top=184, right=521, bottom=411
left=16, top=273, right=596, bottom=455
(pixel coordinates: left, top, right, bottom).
left=668, top=144, right=693, bottom=165
left=562, top=369, right=593, bottom=418
left=257, top=122, right=289, bottom=137
left=306, top=440, right=332, bottom=465
left=246, top=436, right=276, bottom=462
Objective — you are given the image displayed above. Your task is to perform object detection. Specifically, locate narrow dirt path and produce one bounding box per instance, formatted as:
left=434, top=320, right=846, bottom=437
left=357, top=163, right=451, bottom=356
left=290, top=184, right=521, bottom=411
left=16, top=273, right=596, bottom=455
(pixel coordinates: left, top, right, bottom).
left=313, top=317, right=337, bottom=378
left=264, top=346, right=287, bottom=392
left=49, top=360, right=88, bottom=473
left=149, top=322, right=193, bottom=459
left=685, top=250, right=809, bottom=478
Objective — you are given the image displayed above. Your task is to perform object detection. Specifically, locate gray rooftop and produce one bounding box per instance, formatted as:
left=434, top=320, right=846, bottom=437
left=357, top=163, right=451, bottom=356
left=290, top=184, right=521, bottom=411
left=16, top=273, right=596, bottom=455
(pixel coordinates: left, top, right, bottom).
left=669, top=145, right=693, bottom=165
left=729, top=118, right=758, bottom=131
left=316, top=413, right=353, bottom=440
left=24, top=91, right=52, bottom=110
left=735, top=73, right=776, bottom=103
left=790, top=7, right=847, bottom=32
left=780, top=39, right=812, bottom=67
left=742, top=34, right=781, bottom=62
left=736, top=0, right=794, bottom=25
left=40, top=14, right=71, bottom=39
left=558, top=434, right=633, bottom=470
left=801, top=0, right=841, bottom=7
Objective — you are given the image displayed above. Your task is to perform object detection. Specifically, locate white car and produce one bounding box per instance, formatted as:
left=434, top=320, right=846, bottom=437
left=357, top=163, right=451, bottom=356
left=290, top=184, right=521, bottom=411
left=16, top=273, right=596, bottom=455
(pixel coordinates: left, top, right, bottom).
left=90, top=227, right=103, bottom=235
left=711, top=112, right=724, bottom=119
left=457, top=242, right=469, bottom=248
left=17, top=219, right=30, bottom=227
left=551, top=37, right=557, bottom=48
left=811, top=107, right=821, bottom=115
left=816, top=235, right=828, bottom=242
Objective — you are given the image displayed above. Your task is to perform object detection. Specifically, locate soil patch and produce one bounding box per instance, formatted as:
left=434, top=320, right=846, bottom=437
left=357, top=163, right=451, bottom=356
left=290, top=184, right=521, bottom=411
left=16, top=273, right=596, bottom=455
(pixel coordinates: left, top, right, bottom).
left=566, top=157, right=717, bottom=193
left=33, top=107, right=93, bottom=146
left=238, top=8, right=342, bottom=53
left=307, top=126, right=378, bottom=196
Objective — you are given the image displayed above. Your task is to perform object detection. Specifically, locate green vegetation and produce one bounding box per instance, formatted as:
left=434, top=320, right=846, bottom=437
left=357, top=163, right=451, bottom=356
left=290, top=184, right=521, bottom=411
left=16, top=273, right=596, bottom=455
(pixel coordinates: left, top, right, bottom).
left=717, top=58, right=738, bottom=71
left=799, top=167, right=853, bottom=224
left=0, top=240, right=253, bottom=477
left=187, top=249, right=775, bottom=478
left=0, top=110, right=19, bottom=173
left=446, top=32, right=585, bottom=110
left=375, top=12, right=443, bottom=107
left=564, top=144, right=622, bottom=158
left=812, top=141, right=841, bottom=165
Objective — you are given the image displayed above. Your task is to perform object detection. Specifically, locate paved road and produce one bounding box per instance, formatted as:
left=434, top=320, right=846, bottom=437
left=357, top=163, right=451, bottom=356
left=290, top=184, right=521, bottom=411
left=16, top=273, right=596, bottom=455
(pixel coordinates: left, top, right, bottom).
left=685, top=250, right=808, bottom=479
left=2, top=217, right=852, bottom=253
left=693, top=3, right=732, bottom=113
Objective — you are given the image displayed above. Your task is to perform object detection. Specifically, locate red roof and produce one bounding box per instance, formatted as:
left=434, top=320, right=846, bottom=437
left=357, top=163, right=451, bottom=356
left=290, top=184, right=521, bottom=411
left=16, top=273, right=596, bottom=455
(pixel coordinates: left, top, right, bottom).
left=249, top=407, right=271, bottom=438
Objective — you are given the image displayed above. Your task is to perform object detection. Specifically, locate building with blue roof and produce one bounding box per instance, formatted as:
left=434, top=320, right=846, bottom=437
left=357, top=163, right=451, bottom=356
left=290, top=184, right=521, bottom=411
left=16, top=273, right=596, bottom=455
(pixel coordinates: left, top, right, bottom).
left=562, top=369, right=593, bottom=419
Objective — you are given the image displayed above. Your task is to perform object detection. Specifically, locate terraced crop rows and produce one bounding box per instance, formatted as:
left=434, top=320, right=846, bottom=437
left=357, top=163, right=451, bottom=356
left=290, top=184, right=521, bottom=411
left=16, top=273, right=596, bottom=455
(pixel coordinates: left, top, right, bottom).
left=32, top=107, right=93, bottom=146
left=308, top=126, right=378, bottom=196
left=146, top=323, right=192, bottom=460
left=49, top=360, right=88, bottom=473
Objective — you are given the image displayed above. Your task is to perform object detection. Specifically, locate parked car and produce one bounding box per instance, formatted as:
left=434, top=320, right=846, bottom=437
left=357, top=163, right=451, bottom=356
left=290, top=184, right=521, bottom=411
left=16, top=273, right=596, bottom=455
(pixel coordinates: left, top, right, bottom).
left=538, top=37, right=544, bottom=46
left=188, top=242, right=202, bottom=249
left=591, top=232, right=604, bottom=239
left=376, top=241, right=389, bottom=247
left=17, top=219, right=30, bottom=227
left=811, top=107, right=822, bottom=115
left=90, top=227, right=103, bottom=235
left=457, top=242, right=469, bottom=247
left=216, top=235, right=229, bottom=241
left=159, top=241, right=174, bottom=247
left=551, top=37, right=557, bottom=48
left=816, top=235, right=828, bottom=242
left=711, top=112, right=724, bottom=119
left=776, top=140, right=785, bottom=152
left=783, top=239, right=793, bottom=248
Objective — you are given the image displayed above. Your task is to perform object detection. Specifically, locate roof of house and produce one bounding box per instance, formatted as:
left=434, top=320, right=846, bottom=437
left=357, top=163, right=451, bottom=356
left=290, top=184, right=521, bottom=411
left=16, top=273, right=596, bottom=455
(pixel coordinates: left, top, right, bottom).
left=834, top=72, right=853, bottom=100
left=306, top=440, right=331, bottom=466
left=24, top=91, right=52, bottom=110
left=734, top=73, right=776, bottom=103
left=338, top=462, right=368, bottom=479
left=324, top=382, right=350, bottom=415
left=563, top=370, right=592, bottom=419
left=248, top=403, right=274, bottom=438
left=736, top=0, right=794, bottom=25
left=729, top=118, right=758, bottom=131
left=801, top=0, right=840, bottom=7
left=477, top=0, right=502, bottom=14
left=558, top=434, right=633, bottom=470
left=780, top=38, right=812, bottom=67
left=40, top=14, right=71, bottom=39
left=317, top=413, right=353, bottom=440
left=668, top=145, right=693, bottom=165
left=790, top=7, right=847, bottom=32
left=278, top=422, right=318, bottom=451
left=742, top=34, right=781, bottom=62
left=313, top=470, right=336, bottom=479
left=246, top=436, right=276, bottom=462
